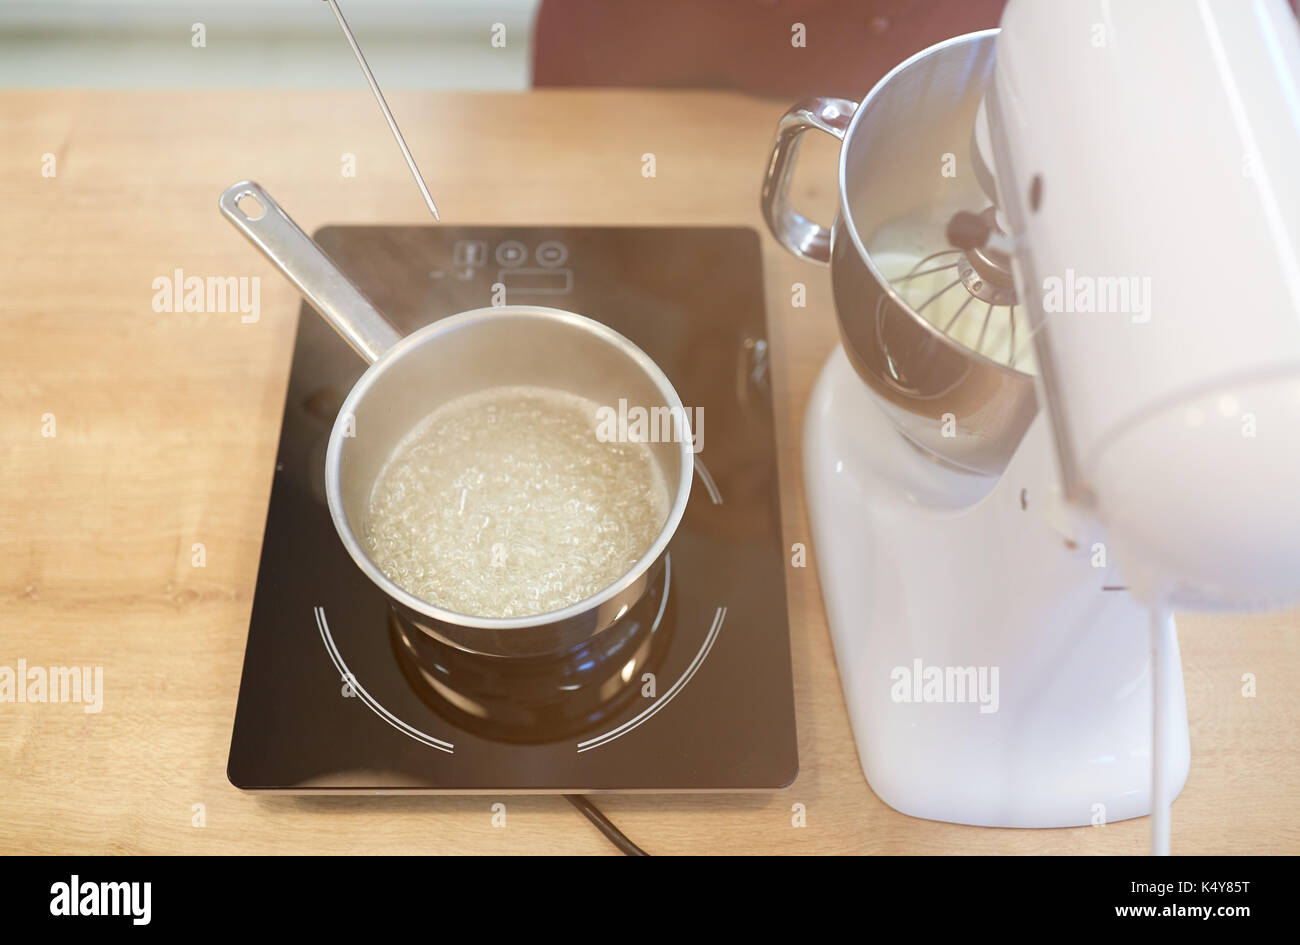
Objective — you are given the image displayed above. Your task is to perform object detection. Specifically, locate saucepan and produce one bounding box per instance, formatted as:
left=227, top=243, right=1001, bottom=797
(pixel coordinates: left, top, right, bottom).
left=219, top=181, right=692, bottom=659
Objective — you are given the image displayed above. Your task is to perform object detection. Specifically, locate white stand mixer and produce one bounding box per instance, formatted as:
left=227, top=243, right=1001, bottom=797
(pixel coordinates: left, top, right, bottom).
left=764, top=0, right=1300, bottom=845
left=805, top=349, right=1189, bottom=827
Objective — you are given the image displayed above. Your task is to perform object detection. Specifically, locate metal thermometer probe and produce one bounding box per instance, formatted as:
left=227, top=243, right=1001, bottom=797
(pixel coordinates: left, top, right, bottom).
left=324, top=0, right=441, bottom=221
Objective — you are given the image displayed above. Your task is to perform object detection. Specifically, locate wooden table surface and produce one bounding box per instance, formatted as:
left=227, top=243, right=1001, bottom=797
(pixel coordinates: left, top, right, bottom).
left=1, top=90, right=1296, bottom=855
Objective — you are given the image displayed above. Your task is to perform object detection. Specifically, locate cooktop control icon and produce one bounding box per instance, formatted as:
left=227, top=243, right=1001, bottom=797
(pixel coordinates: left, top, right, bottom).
left=496, top=240, right=527, bottom=267
left=452, top=239, right=487, bottom=268
left=535, top=241, right=568, bottom=267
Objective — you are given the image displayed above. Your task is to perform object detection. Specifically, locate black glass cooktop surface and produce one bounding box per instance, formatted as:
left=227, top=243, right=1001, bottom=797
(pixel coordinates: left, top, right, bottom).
left=227, top=225, right=798, bottom=791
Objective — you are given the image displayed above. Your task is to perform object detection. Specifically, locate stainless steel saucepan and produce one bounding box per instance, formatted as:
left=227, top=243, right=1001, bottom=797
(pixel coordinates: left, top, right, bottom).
left=219, top=180, right=692, bottom=658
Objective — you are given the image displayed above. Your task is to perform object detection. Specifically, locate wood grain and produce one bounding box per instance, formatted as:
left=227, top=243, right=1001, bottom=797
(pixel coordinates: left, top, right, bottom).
left=0, top=90, right=1295, bottom=855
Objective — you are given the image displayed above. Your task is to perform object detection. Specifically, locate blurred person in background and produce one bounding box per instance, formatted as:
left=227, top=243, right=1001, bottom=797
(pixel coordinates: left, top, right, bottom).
left=534, top=0, right=1007, bottom=97
left=534, top=0, right=1300, bottom=97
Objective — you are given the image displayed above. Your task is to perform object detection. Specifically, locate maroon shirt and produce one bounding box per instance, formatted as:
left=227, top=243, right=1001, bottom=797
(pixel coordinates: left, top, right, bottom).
left=533, top=0, right=1300, bottom=99
left=533, top=0, right=1008, bottom=98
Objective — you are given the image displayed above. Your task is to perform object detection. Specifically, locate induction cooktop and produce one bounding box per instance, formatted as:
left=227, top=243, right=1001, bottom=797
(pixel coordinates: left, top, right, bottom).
left=227, top=225, right=798, bottom=791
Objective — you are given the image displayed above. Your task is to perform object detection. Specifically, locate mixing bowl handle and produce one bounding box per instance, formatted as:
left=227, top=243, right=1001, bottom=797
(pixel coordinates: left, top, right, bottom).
left=760, top=98, right=857, bottom=266
left=218, top=180, right=403, bottom=364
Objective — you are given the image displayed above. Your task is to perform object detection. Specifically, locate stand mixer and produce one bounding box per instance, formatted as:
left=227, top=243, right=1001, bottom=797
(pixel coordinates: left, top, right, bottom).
left=764, top=0, right=1300, bottom=848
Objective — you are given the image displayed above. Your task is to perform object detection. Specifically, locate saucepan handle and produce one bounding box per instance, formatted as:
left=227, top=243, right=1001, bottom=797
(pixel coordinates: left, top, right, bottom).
left=760, top=97, right=858, bottom=265
left=219, top=180, right=403, bottom=364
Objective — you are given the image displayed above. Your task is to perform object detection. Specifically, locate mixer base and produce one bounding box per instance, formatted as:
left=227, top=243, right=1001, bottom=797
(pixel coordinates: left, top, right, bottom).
left=804, top=347, right=1190, bottom=828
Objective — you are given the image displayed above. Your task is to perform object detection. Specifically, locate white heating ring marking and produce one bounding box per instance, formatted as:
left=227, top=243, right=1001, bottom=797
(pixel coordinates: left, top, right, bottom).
left=576, top=605, right=726, bottom=753
left=693, top=458, right=722, bottom=505
left=315, top=606, right=455, bottom=754
left=649, top=552, right=672, bottom=637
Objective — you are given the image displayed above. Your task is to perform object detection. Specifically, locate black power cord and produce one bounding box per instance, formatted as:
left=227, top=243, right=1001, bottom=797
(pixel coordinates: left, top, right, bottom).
left=564, top=794, right=649, bottom=856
